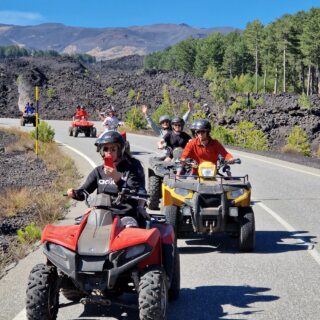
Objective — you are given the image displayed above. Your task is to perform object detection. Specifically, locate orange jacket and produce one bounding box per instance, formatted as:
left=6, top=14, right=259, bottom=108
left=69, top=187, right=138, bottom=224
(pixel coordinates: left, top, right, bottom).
left=181, top=137, right=233, bottom=165
left=75, top=110, right=89, bottom=119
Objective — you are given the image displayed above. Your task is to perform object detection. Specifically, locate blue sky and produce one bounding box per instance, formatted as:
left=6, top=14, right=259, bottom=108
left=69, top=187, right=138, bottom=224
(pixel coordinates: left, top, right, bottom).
left=0, top=0, right=318, bottom=29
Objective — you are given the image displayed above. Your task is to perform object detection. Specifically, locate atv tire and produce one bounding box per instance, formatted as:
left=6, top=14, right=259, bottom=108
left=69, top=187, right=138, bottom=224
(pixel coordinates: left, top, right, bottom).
left=125, top=140, right=130, bottom=154
left=73, top=127, right=79, bottom=137
left=26, top=263, right=59, bottom=320
left=148, top=174, right=162, bottom=210
left=68, top=127, right=73, bottom=136
left=138, top=266, right=168, bottom=320
left=85, top=131, right=90, bottom=137
left=91, top=127, right=97, bottom=138
left=164, top=205, right=178, bottom=236
left=168, top=244, right=180, bottom=301
left=239, top=207, right=255, bottom=252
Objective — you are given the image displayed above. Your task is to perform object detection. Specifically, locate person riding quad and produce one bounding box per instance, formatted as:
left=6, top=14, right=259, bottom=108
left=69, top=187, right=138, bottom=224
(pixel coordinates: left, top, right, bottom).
left=25, top=102, right=35, bottom=114
left=99, top=107, right=120, bottom=132
left=158, top=117, right=191, bottom=162
left=74, top=106, right=89, bottom=120
left=180, top=119, right=235, bottom=167
left=73, top=105, right=81, bottom=120
left=141, top=101, right=193, bottom=138
left=67, top=131, right=147, bottom=222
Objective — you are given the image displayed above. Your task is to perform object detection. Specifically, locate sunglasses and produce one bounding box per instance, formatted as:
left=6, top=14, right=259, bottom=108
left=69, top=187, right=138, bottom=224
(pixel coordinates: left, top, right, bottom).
left=161, top=120, right=170, bottom=124
left=173, top=123, right=182, bottom=127
left=196, top=130, right=207, bottom=135
left=103, top=146, right=118, bottom=152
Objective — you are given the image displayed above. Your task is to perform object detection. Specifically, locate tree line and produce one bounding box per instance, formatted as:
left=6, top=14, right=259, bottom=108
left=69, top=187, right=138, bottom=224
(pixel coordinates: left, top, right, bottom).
left=144, top=8, right=320, bottom=96
left=0, top=46, right=96, bottom=64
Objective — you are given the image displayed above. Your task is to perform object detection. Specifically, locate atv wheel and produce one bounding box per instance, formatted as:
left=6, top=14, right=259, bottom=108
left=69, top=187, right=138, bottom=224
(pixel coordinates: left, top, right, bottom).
left=138, top=266, right=168, bottom=320
left=26, top=263, right=59, bottom=320
left=125, top=140, right=130, bottom=153
left=164, top=205, right=178, bottom=236
left=91, top=127, right=97, bottom=138
left=73, top=127, right=79, bottom=137
left=168, top=243, right=180, bottom=301
left=239, top=207, right=255, bottom=252
left=85, top=131, right=90, bottom=137
left=148, top=174, right=162, bottom=210
left=69, top=127, right=73, bottom=136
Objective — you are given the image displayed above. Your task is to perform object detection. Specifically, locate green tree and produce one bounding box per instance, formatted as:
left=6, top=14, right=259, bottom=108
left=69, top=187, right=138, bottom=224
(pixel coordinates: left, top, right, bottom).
left=244, top=20, right=264, bottom=93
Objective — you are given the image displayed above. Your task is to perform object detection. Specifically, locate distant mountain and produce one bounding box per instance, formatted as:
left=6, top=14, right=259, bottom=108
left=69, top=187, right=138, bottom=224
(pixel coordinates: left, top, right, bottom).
left=0, top=23, right=237, bottom=60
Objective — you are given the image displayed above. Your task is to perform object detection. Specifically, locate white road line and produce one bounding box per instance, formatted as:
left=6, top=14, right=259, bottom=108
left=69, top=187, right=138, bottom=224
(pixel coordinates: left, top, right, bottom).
left=232, top=150, right=320, bottom=178
left=56, top=139, right=97, bottom=169
left=12, top=309, right=26, bottom=320
left=257, top=202, right=320, bottom=266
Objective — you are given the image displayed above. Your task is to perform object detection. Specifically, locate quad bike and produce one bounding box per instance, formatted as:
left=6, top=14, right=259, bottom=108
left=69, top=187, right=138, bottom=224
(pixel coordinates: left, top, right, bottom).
left=25, top=189, right=180, bottom=320
left=20, top=112, right=37, bottom=127
left=162, top=156, right=255, bottom=252
left=69, top=117, right=97, bottom=137
left=148, top=147, right=183, bottom=210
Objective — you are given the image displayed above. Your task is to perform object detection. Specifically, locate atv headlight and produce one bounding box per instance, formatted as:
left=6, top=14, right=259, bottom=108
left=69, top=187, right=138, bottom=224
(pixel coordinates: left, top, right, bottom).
left=174, top=188, right=189, bottom=196
left=200, top=168, right=214, bottom=177
left=230, top=189, right=244, bottom=199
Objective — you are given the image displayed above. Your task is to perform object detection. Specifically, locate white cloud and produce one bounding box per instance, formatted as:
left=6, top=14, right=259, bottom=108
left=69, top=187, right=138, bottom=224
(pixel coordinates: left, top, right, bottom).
left=0, top=10, right=44, bottom=25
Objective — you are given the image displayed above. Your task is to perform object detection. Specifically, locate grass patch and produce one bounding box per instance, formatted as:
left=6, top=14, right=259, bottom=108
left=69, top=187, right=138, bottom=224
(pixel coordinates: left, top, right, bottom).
left=0, top=188, right=33, bottom=218
left=0, top=127, right=80, bottom=274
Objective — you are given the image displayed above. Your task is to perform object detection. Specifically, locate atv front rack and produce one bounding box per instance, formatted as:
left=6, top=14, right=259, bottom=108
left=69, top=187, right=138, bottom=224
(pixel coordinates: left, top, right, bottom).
left=164, top=174, right=251, bottom=194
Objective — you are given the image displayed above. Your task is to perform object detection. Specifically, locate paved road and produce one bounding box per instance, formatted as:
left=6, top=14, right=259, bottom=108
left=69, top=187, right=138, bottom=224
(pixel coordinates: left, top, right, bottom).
left=0, top=118, right=320, bottom=320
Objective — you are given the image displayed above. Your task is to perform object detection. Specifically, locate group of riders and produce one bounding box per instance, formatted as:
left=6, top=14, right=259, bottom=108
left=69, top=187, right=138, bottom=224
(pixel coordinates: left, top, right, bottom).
left=24, top=102, right=35, bottom=114
left=67, top=102, right=234, bottom=220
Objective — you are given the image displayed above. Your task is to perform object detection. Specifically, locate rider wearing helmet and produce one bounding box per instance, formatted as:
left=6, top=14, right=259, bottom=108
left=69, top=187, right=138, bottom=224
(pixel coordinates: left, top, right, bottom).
left=100, top=107, right=120, bottom=131
left=158, top=116, right=191, bottom=161
left=67, top=131, right=147, bottom=219
left=141, top=101, right=193, bottom=137
left=180, top=119, right=234, bottom=165
left=75, top=106, right=89, bottom=120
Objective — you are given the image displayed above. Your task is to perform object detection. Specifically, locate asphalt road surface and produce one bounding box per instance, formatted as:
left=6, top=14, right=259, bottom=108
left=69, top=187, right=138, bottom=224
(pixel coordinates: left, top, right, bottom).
left=0, top=118, right=320, bottom=320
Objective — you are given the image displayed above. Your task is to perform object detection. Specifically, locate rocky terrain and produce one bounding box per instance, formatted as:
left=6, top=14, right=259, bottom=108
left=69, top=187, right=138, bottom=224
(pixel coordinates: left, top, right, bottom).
left=0, top=55, right=319, bottom=154
left=0, top=130, right=56, bottom=270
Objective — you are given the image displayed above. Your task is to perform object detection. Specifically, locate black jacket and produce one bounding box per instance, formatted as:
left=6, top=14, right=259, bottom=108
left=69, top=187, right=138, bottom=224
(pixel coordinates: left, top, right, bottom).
left=73, top=157, right=146, bottom=201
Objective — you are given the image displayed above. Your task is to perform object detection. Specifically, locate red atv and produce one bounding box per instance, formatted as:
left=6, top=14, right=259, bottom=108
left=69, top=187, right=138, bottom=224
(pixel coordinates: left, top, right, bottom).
left=26, top=190, right=180, bottom=320
left=69, top=117, right=97, bottom=137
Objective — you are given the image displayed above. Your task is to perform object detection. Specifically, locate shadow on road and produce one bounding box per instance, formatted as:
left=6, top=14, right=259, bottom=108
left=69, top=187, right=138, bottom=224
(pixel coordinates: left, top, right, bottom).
left=168, top=285, right=279, bottom=320
left=178, top=230, right=316, bottom=255
left=67, top=285, right=278, bottom=320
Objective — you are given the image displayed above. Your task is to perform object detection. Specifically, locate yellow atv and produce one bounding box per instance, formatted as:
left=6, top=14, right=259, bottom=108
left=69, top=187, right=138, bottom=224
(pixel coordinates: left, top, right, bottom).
left=161, top=156, right=255, bottom=252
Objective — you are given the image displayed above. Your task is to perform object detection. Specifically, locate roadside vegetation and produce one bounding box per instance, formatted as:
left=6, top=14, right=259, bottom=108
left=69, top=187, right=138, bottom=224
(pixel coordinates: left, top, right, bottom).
left=0, top=125, right=80, bottom=275
left=144, top=8, right=320, bottom=97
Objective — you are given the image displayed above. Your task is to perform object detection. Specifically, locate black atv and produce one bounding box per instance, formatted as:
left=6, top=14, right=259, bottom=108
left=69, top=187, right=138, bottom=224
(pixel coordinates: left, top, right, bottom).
left=20, top=112, right=37, bottom=127
left=147, top=147, right=182, bottom=210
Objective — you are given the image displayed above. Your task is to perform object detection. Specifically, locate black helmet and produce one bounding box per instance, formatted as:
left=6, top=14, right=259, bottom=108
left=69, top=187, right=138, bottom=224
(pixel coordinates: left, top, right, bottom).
left=159, top=115, right=171, bottom=125
left=192, top=119, right=211, bottom=131
left=95, top=131, right=125, bottom=157
left=171, top=116, right=185, bottom=130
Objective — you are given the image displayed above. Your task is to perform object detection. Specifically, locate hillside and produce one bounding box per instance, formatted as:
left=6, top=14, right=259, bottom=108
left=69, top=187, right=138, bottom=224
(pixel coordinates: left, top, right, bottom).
left=0, top=55, right=319, bottom=154
left=0, top=23, right=236, bottom=60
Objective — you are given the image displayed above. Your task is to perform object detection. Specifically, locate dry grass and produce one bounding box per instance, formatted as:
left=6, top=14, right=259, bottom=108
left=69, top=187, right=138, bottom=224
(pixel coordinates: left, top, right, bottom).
left=281, top=145, right=302, bottom=155
left=317, top=146, right=320, bottom=159
left=0, top=128, right=81, bottom=274
left=2, top=127, right=35, bottom=153
left=0, top=188, right=34, bottom=218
